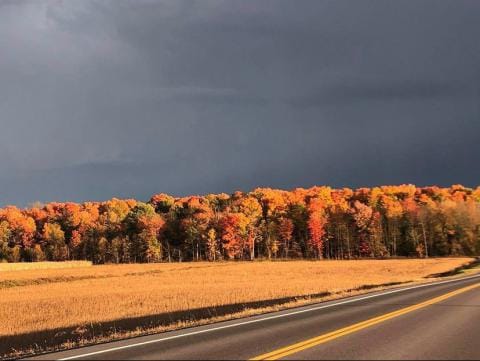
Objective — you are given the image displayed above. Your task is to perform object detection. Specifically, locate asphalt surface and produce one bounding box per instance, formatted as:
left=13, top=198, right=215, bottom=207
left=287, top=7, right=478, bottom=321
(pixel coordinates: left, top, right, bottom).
left=30, top=273, right=480, bottom=360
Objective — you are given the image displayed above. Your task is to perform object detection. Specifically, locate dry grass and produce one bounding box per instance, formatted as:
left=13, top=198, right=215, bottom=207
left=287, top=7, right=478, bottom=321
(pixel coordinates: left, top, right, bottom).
left=0, top=261, right=92, bottom=272
left=0, top=258, right=475, bottom=357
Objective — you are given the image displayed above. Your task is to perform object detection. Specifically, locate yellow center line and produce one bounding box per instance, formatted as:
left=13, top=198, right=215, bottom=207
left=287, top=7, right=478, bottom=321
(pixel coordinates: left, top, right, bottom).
left=250, top=282, right=480, bottom=360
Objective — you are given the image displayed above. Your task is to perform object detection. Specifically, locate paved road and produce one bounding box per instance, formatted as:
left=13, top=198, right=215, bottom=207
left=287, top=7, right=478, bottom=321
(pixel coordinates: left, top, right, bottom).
left=31, top=274, right=480, bottom=360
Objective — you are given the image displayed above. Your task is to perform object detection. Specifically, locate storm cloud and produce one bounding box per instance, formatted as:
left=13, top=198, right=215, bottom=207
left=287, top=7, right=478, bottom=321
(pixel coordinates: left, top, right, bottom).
left=1, top=0, right=479, bottom=206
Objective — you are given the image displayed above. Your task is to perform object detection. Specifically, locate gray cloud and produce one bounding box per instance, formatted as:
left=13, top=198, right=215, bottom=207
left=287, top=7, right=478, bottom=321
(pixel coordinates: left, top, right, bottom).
left=0, top=0, right=479, bottom=206
left=287, top=80, right=476, bottom=108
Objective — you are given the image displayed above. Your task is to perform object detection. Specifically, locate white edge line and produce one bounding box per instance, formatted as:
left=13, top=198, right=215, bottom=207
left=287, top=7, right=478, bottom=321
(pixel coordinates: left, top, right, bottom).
left=57, top=273, right=480, bottom=360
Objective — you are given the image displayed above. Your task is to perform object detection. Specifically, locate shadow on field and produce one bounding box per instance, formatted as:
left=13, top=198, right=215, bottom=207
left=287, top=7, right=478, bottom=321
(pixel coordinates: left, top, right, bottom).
left=427, top=257, right=480, bottom=278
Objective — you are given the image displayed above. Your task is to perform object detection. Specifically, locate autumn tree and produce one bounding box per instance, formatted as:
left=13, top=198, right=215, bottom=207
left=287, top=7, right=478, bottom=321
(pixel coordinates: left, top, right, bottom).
left=234, top=196, right=262, bottom=259
left=327, top=188, right=354, bottom=259
left=286, top=203, right=308, bottom=258
left=124, top=203, right=165, bottom=263
left=307, top=198, right=327, bottom=259
left=42, top=223, right=67, bottom=261
left=351, top=201, right=374, bottom=257
left=100, top=199, right=133, bottom=263
left=219, top=213, right=249, bottom=259
left=0, top=207, right=36, bottom=261
left=278, top=217, right=294, bottom=258
left=0, top=221, right=12, bottom=261
left=206, top=227, right=218, bottom=261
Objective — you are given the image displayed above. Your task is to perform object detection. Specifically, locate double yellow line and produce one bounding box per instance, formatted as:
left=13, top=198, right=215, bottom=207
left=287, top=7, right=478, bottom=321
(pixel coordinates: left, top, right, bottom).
left=251, top=282, right=480, bottom=360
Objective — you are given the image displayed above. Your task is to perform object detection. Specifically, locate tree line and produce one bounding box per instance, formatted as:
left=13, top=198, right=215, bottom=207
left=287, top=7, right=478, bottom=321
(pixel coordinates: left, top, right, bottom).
left=0, top=184, right=479, bottom=263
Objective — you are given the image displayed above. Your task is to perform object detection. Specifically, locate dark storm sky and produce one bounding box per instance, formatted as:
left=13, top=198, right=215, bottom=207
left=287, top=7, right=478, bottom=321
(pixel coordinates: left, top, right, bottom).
left=1, top=0, right=479, bottom=206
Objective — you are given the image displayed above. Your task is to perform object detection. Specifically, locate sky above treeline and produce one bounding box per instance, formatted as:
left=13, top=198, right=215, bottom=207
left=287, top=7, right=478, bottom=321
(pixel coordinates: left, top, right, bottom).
left=1, top=0, right=479, bottom=207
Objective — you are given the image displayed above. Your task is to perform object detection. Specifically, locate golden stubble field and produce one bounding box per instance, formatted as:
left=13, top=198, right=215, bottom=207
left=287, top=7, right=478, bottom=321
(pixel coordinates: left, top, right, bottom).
left=0, top=258, right=476, bottom=356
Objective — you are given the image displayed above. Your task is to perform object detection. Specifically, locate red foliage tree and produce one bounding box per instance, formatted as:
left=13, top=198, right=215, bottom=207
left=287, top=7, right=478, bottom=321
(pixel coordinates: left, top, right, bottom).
left=307, top=198, right=327, bottom=259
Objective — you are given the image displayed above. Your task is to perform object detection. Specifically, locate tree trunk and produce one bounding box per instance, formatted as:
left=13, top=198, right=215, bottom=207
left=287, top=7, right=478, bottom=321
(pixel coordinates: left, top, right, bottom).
left=421, top=221, right=429, bottom=258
